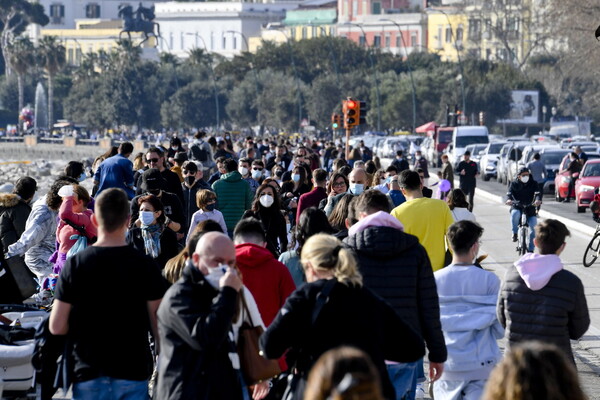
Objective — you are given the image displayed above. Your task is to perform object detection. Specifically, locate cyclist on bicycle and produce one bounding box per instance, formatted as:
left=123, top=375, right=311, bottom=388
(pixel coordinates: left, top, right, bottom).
left=590, top=191, right=600, bottom=223
left=505, top=168, right=542, bottom=252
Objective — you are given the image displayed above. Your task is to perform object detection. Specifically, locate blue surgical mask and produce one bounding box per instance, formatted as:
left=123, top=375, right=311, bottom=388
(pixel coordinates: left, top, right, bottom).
left=350, top=183, right=364, bottom=195
left=140, top=211, right=155, bottom=226
left=78, top=172, right=87, bottom=182
left=292, top=174, right=301, bottom=182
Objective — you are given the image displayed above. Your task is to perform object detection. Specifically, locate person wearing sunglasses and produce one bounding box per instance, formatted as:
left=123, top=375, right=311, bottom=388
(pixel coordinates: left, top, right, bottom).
left=135, top=147, right=184, bottom=205
left=181, top=161, right=212, bottom=227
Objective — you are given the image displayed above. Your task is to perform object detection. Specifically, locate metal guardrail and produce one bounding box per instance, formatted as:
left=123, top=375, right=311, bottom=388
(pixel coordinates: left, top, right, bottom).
left=0, top=137, right=24, bottom=143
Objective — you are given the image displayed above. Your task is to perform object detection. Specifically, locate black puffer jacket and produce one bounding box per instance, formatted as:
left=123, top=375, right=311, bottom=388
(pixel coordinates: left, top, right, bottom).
left=497, top=266, right=589, bottom=363
left=344, top=226, right=447, bottom=363
left=0, top=193, right=32, bottom=253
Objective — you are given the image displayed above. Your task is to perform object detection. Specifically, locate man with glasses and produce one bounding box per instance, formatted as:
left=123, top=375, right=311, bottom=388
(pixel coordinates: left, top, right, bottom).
left=182, top=161, right=212, bottom=226
left=136, top=147, right=184, bottom=205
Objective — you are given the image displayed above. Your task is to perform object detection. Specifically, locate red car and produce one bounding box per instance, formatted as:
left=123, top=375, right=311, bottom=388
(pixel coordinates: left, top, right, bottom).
left=554, top=154, right=600, bottom=203
left=575, top=159, right=600, bottom=213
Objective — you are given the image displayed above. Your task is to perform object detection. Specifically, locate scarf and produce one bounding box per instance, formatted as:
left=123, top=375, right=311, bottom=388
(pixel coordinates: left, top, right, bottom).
left=141, top=224, right=162, bottom=259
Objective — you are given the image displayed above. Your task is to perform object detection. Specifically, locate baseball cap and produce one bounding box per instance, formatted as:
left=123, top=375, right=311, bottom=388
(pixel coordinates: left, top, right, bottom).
left=142, top=168, right=165, bottom=191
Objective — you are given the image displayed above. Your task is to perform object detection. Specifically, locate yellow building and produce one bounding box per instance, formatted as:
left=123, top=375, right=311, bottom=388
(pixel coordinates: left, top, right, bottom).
left=42, top=20, right=156, bottom=65
left=426, top=10, right=467, bottom=63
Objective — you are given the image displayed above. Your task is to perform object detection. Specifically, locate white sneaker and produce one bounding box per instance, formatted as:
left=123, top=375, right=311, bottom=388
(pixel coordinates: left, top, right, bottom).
left=415, top=383, right=426, bottom=399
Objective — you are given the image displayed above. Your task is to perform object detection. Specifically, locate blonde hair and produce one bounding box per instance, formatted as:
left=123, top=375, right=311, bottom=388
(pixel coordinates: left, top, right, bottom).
left=304, top=346, right=384, bottom=400
left=163, top=248, right=189, bottom=284
left=482, top=341, right=586, bottom=400
left=301, top=234, right=362, bottom=287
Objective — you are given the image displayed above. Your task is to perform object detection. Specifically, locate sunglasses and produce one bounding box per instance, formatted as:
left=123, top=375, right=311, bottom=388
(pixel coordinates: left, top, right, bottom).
left=183, top=170, right=196, bottom=175
left=252, top=167, right=263, bottom=171
left=146, top=158, right=159, bottom=163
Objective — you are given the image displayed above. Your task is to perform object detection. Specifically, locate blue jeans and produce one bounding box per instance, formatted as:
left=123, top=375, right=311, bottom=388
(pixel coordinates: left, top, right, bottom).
left=511, top=209, right=537, bottom=252
left=386, top=362, right=418, bottom=400
left=73, top=377, right=149, bottom=400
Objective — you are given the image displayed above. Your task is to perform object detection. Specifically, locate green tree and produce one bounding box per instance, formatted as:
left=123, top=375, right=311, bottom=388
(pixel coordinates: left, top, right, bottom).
left=38, top=35, right=66, bottom=128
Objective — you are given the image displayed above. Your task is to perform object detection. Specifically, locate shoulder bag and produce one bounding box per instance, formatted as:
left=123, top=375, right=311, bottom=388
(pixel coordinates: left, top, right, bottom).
left=237, top=289, right=282, bottom=385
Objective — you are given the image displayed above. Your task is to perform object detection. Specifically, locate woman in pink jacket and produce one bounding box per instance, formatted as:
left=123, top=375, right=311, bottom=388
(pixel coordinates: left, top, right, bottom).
left=51, top=184, right=96, bottom=274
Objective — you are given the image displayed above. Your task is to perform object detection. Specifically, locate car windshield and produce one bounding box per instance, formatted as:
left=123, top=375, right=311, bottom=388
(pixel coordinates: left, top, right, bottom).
left=541, top=153, right=568, bottom=165
left=583, top=164, right=600, bottom=177
left=438, top=131, right=452, bottom=144
left=488, top=143, right=506, bottom=154
left=456, top=136, right=489, bottom=147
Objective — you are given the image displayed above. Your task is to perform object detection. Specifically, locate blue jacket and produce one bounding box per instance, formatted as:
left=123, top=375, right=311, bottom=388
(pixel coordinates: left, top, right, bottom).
left=434, top=265, right=503, bottom=380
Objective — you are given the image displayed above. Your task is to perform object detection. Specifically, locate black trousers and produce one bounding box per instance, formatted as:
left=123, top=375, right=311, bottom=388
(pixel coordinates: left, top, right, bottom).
left=460, top=184, right=476, bottom=212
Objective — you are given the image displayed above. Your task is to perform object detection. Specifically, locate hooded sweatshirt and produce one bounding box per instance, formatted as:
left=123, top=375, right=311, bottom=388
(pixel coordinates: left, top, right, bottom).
left=514, top=253, right=563, bottom=290
left=234, top=243, right=296, bottom=327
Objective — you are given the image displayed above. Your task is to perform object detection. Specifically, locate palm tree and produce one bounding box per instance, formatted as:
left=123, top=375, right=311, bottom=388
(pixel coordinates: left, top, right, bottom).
left=38, top=36, right=66, bottom=129
left=8, top=38, right=35, bottom=131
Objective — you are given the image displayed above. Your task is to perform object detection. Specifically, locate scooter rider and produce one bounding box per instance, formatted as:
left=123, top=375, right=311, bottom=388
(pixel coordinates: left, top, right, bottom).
left=505, top=168, right=542, bottom=252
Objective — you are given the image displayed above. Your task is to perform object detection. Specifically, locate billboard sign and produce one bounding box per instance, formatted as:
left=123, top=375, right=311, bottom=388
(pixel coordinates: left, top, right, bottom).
left=499, top=90, right=540, bottom=124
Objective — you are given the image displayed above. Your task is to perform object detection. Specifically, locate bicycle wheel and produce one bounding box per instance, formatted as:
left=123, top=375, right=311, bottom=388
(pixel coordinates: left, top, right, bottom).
left=583, top=232, right=600, bottom=267
left=518, top=227, right=527, bottom=256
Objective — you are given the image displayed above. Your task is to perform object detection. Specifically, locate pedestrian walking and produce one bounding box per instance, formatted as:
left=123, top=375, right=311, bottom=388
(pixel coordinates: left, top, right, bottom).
left=455, top=151, right=478, bottom=211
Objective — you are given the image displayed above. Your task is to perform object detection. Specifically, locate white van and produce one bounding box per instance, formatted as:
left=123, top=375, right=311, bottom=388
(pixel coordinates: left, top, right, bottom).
left=449, top=126, right=490, bottom=166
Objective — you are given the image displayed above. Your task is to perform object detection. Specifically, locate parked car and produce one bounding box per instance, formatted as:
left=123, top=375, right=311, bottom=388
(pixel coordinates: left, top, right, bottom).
left=554, top=153, right=600, bottom=202
left=496, top=143, right=513, bottom=184
left=449, top=126, right=489, bottom=167
left=575, top=159, right=600, bottom=213
left=464, top=144, right=488, bottom=168
left=377, top=137, right=410, bottom=167
left=480, top=141, right=507, bottom=181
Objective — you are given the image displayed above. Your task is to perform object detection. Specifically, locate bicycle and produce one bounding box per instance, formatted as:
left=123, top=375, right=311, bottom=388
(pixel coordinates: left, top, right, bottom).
left=583, top=222, right=600, bottom=267
left=511, top=200, right=538, bottom=256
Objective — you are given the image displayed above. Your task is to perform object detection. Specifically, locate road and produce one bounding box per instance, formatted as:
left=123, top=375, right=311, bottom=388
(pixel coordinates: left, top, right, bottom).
left=449, top=179, right=600, bottom=399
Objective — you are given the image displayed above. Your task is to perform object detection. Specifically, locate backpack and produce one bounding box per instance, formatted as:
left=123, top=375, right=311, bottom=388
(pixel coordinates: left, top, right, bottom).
left=189, top=142, right=209, bottom=162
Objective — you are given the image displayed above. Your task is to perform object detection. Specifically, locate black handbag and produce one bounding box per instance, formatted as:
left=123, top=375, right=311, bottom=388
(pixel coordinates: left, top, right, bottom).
left=1, top=255, right=37, bottom=301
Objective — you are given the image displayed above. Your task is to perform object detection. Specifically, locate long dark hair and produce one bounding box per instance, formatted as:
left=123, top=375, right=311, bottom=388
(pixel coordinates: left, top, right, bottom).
left=251, top=183, right=283, bottom=214
left=296, top=207, right=334, bottom=254
left=446, top=188, right=469, bottom=210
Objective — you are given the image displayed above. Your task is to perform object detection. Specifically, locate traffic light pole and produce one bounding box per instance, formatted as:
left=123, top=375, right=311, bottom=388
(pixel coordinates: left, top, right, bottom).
left=345, top=127, right=351, bottom=160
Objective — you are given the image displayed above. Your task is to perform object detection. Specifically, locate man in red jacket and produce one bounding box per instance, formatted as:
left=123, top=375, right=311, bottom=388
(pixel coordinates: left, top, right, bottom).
left=233, top=218, right=296, bottom=327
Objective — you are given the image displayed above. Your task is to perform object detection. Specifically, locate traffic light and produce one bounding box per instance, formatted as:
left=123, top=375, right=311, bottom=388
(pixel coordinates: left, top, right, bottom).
left=331, top=113, right=342, bottom=129
left=344, top=98, right=359, bottom=127
left=358, top=101, right=367, bottom=125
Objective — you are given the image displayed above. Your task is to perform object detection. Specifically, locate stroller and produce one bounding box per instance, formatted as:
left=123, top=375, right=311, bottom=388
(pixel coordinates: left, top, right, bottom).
left=0, top=304, right=48, bottom=400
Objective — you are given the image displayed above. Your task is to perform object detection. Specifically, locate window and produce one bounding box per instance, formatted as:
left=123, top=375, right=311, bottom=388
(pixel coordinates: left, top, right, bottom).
left=352, top=0, right=358, bottom=15
left=76, top=48, right=82, bottom=65
left=329, top=26, right=335, bottom=36
left=445, top=26, right=452, bottom=43
left=67, top=48, right=74, bottom=65
left=343, top=1, right=347, bottom=16
left=312, top=26, right=317, bottom=37
left=302, top=27, right=307, bottom=39
left=436, top=26, right=442, bottom=48
left=468, top=18, right=481, bottom=40
left=456, top=24, right=464, bottom=41
left=374, top=35, right=381, bottom=48
left=290, top=28, right=296, bottom=40
left=85, top=3, right=100, bottom=18
left=49, top=4, right=65, bottom=24
left=359, top=35, right=366, bottom=46
left=372, top=2, right=381, bottom=14
left=222, top=35, right=226, bottom=49
left=411, top=33, right=416, bottom=47
left=385, top=34, right=390, bottom=48
left=233, top=36, right=237, bottom=50
left=210, top=32, right=214, bottom=50
left=396, top=34, right=401, bottom=48
left=362, top=0, right=367, bottom=15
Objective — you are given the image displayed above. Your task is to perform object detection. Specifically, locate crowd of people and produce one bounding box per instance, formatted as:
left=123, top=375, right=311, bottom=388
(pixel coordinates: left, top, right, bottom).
left=0, top=131, right=592, bottom=400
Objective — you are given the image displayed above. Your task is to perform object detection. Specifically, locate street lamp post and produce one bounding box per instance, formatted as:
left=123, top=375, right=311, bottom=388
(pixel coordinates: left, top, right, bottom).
left=542, top=105, right=547, bottom=133
left=268, top=28, right=303, bottom=130
left=428, top=8, right=466, bottom=118
left=185, top=33, right=220, bottom=131
left=345, top=22, right=382, bottom=132
left=380, top=18, right=417, bottom=132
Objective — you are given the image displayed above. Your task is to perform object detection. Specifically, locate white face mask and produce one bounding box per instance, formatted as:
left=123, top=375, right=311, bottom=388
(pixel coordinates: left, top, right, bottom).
left=251, top=169, right=262, bottom=180
left=140, top=211, right=155, bottom=226
left=204, top=263, right=227, bottom=289
left=521, top=175, right=530, bottom=183
left=259, top=194, right=274, bottom=208
left=416, top=156, right=421, bottom=160
left=239, top=166, right=249, bottom=176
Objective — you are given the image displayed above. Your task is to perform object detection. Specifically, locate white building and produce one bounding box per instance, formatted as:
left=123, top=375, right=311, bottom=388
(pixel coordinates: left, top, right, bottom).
left=155, top=1, right=300, bottom=58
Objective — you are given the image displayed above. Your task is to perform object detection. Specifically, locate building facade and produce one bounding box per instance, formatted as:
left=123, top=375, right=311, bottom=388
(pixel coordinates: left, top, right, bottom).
left=155, top=2, right=299, bottom=58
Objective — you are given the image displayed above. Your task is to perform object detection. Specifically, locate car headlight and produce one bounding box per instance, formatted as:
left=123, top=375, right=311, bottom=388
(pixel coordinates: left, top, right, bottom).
left=580, top=185, right=596, bottom=192
left=561, top=177, right=570, bottom=184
